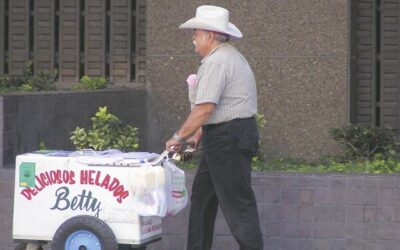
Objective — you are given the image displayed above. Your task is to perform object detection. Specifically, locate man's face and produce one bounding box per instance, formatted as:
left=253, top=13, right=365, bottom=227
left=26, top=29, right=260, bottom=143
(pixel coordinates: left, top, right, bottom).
left=192, top=29, right=212, bottom=57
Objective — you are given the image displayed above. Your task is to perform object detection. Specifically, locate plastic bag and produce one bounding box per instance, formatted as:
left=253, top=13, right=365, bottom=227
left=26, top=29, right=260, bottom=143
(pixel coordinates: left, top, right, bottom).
left=133, top=160, right=188, bottom=217
left=163, top=160, right=188, bottom=216
left=133, top=163, right=167, bottom=217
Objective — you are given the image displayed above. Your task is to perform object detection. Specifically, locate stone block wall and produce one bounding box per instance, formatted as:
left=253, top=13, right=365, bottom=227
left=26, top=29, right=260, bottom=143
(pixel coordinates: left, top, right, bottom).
left=2, top=171, right=400, bottom=250
left=0, top=167, right=15, bottom=249
left=146, top=172, right=400, bottom=250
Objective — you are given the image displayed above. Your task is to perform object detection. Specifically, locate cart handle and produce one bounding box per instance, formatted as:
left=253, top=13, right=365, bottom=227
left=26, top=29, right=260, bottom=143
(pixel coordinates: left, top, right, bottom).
left=149, top=150, right=170, bottom=166
left=149, top=145, right=194, bottom=166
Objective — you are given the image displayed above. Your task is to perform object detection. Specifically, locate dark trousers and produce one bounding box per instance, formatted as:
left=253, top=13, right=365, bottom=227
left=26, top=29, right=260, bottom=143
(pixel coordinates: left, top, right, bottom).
left=187, top=117, right=264, bottom=250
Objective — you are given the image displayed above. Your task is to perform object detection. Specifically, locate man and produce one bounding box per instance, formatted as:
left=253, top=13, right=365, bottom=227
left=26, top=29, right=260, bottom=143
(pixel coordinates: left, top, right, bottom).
left=165, top=5, right=263, bottom=250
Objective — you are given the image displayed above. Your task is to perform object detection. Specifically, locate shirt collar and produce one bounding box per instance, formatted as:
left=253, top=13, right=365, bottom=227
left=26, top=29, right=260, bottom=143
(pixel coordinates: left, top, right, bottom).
left=201, top=43, right=227, bottom=64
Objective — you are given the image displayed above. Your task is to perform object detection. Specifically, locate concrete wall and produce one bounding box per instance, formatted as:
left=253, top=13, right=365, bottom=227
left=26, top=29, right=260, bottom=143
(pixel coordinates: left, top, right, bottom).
left=152, top=172, right=400, bottom=250
left=0, top=166, right=15, bottom=249
left=0, top=88, right=147, bottom=167
left=145, top=0, right=349, bottom=160
left=3, top=170, right=400, bottom=250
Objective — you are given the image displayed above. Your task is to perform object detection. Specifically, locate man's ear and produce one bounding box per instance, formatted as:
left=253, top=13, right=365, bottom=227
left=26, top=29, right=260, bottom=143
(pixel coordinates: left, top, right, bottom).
left=201, top=31, right=214, bottom=44
left=208, top=31, right=215, bottom=41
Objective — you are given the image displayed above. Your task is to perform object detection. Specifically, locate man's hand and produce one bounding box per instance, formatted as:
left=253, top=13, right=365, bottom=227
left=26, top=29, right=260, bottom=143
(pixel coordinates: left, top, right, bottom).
left=166, top=137, right=182, bottom=152
left=166, top=103, right=214, bottom=152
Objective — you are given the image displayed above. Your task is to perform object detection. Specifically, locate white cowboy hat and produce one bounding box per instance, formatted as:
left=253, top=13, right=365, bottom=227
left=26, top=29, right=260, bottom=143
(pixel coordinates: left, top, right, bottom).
left=179, top=5, right=243, bottom=39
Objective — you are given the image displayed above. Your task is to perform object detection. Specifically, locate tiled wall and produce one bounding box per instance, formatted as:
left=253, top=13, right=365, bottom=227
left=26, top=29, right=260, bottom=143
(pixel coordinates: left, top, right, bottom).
left=2, top=170, right=400, bottom=250
left=149, top=171, right=400, bottom=250
left=0, top=167, right=15, bottom=249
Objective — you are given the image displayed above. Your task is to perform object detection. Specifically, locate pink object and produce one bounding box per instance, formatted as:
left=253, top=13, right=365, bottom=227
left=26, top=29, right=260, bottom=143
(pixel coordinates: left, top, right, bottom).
left=186, top=74, right=197, bottom=87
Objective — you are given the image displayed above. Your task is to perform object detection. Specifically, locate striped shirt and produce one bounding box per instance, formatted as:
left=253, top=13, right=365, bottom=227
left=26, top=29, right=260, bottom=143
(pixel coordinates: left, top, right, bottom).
left=194, top=43, right=257, bottom=125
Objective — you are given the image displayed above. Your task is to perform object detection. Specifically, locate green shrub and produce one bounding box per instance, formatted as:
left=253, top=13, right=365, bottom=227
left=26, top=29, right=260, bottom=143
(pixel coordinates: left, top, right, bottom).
left=249, top=123, right=400, bottom=174
left=28, top=70, right=58, bottom=91
left=252, top=112, right=267, bottom=164
left=0, top=61, right=57, bottom=93
left=70, top=106, right=139, bottom=151
left=330, top=124, right=399, bottom=160
left=38, top=141, right=47, bottom=150
left=0, top=75, right=11, bottom=91
left=176, top=159, right=200, bottom=170
left=252, top=155, right=400, bottom=174
left=73, top=75, right=109, bottom=90
left=255, top=112, right=266, bottom=130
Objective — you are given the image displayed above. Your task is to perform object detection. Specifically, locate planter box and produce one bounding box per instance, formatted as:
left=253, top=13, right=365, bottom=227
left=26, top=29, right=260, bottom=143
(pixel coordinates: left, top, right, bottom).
left=0, top=88, right=147, bottom=167
left=2, top=168, right=400, bottom=249
left=147, top=171, right=400, bottom=250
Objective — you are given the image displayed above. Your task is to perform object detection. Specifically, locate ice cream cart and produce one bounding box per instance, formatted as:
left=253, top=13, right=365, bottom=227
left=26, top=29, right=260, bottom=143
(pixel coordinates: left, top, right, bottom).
left=13, top=150, right=185, bottom=250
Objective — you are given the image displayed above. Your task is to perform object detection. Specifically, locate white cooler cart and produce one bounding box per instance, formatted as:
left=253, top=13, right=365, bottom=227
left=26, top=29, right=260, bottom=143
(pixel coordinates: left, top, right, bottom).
left=13, top=150, right=175, bottom=250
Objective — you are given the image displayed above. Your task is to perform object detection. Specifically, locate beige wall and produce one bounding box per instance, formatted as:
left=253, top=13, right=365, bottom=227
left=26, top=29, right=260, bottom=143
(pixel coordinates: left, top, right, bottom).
left=146, top=0, right=349, bottom=160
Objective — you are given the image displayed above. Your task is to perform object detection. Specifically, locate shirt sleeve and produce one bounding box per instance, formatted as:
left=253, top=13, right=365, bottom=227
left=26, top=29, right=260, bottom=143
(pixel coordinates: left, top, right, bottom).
left=195, top=62, right=227, bottom=105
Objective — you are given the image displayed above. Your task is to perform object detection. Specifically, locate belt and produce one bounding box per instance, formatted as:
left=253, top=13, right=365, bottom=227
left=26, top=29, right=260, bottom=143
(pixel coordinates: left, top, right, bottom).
left=202, top=116, right=255, bottom=131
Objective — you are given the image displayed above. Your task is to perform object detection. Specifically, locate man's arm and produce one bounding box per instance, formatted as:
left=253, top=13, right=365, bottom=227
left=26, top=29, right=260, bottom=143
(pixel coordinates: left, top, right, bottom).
left=165, top=102, right=215, bottom=151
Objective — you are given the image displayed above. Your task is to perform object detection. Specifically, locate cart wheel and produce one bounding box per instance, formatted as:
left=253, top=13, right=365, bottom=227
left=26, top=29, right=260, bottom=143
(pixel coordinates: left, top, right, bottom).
left=51, top=215, right=118, bottom=250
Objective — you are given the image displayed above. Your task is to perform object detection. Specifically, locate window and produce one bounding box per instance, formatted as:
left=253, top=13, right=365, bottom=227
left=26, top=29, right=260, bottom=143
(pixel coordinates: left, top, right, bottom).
left=350, top=0, right=400, bottom=133
left=0, top=0, right=146, bottom=85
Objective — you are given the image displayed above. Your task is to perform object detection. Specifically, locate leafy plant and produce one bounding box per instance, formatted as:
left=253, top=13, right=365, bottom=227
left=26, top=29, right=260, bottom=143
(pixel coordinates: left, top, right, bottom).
left=177, top=158, right=200, bottom=170
left=70, top=106, right=139, bottom=151
left=28, top=70, right=58, bottom=91
left=252, top=112, right=267, bottom=164
left=73, top=75, right=109, bottom=90
left=0, top=61, right=57, bottom=93
left=38, top=141, right=47, bottom=150
left=255, top=112, right=266, bottom=130
left=251, top=155, right=400, bottom=174
left=0, top=75, right=12, bottom=91
left=330, top=124, right=399, bottom=160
